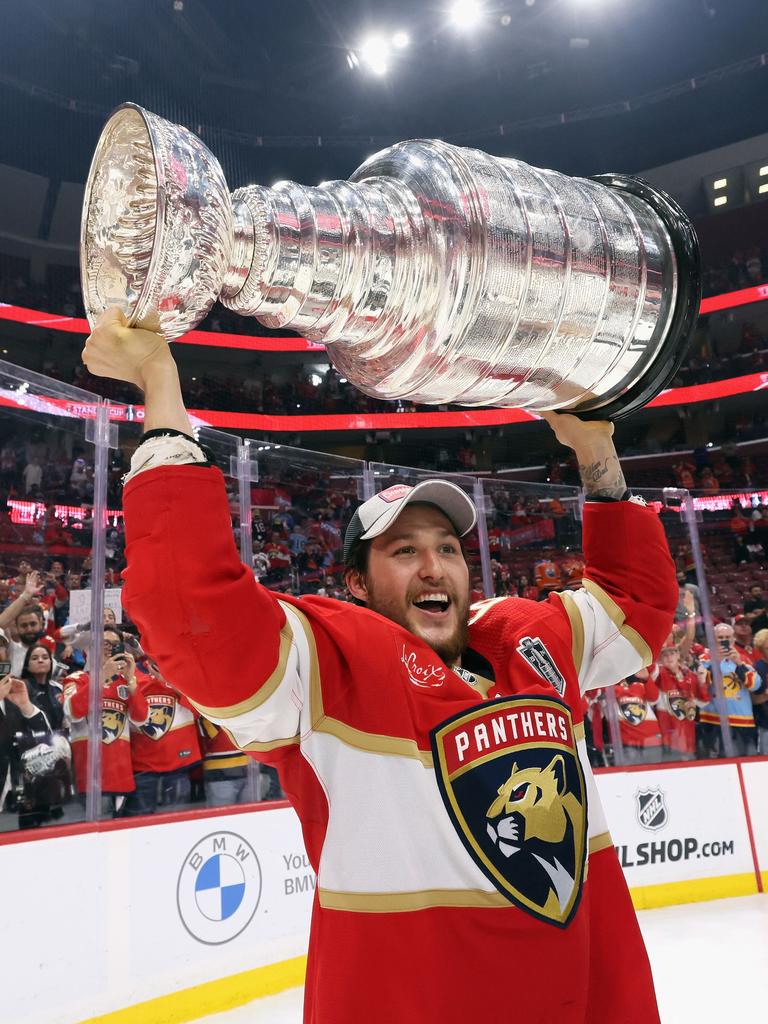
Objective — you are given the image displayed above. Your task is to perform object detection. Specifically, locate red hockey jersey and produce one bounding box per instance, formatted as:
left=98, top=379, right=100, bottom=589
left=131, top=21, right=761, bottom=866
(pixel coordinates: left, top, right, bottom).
left=614, top=675, right=662, bottom=748
left=122, top=465, right=677, bottom=1024
left=656, top=665, right=707, bottom=755
left=63, top=671, right=149, bottom=793
left=129, top=676, right=201, bottom=773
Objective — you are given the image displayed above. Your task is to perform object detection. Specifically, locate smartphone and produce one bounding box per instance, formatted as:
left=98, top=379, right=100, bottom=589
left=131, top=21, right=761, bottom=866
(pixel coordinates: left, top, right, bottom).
left=110, top=642, right=125, bottom=657
left=0, top=660, right=11, bottom=676
left=718, top=639, right=730, bottom=652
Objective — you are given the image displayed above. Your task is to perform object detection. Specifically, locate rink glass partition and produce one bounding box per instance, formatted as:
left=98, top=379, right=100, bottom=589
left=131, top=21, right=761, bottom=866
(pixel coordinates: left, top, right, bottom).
left=0, top=358, right=759, bottom=834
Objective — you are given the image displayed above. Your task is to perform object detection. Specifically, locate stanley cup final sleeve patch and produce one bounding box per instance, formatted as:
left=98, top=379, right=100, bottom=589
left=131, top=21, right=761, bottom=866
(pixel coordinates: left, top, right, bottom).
left=430, top=696, right=588, bottom=928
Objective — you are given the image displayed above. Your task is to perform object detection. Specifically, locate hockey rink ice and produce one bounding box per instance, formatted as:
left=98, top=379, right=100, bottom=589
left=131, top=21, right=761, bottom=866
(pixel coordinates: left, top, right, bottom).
left=198, top=895, right=768, bottom=1024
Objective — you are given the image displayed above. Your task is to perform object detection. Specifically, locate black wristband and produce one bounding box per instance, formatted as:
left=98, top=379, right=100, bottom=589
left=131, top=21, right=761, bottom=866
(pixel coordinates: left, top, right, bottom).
left=584, top=490, right=634, bottom=503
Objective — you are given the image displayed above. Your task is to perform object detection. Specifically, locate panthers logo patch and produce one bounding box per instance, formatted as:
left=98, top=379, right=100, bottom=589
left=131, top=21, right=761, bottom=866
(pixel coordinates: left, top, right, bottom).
left=619, top=699, right=647, bottom=725
left=102, top=698, right=127, bottom=744
left=431, top=695, right=587, bottom=928
left=140, top=696, right=177, bottom=740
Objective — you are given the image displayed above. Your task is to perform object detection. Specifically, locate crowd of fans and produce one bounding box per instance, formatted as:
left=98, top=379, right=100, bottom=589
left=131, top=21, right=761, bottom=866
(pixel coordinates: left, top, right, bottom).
left=1, top=418, right=766, bottom=831
left=672, top=317, right=768, bottom=388
left=2, top=250, right=768, bottom=420
left=701, top=244, right=768, bottom=297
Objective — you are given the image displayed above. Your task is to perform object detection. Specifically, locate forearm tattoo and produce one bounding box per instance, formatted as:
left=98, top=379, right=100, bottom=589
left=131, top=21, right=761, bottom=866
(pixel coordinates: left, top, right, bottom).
left=577, top=454, right=627, bottom=499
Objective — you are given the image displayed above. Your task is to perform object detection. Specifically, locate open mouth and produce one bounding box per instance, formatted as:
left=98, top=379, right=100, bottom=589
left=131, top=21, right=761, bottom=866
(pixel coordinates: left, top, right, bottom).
left=412, top=593, right=451, bottom=618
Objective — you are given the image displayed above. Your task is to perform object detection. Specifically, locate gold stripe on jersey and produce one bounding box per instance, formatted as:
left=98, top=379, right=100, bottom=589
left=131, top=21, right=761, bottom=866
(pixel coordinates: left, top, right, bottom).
left=316, top=716, right=435, bottom=768
left=588, top=830, right=614, bottom=854
left=190, top=615, right=294, bottom=719
left=319, top=887, right=510, bottom=913
left=554, top=590, right=585, bottom=675
left=240, top=735, right=301, bottom=753
left=203, top=755, right=249, bottom=770
left=219, top=721, right=300, bottom=754
left=285, top=604, right=433, bottom=766
left=581, top=577, right=653, bottom=666
left=574, top=721, right=585, bottom=743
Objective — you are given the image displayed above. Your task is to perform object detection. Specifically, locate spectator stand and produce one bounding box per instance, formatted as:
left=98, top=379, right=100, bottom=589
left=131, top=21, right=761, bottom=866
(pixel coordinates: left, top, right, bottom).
left=0, top=359, right=764, bottom=839
left=0, top=358, right=108, bottom=832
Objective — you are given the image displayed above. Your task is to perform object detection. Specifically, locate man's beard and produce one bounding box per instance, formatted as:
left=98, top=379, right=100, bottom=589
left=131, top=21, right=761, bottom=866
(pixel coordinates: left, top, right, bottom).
left=365, top=583, right=470, bottom=666
left=20, top=632, right=42, bottom=645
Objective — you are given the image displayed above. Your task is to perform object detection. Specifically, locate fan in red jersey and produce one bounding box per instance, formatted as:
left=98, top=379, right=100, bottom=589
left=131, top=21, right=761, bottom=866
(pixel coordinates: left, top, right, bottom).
left=82, top=307, right=680, bottom=1024
left=123, top=662, right=201, bottom=817
left=655, top=646, right=708, bottom=760
left=614, top=667, right=662, bottom=763
left=63, top=625, right=149, bottom=816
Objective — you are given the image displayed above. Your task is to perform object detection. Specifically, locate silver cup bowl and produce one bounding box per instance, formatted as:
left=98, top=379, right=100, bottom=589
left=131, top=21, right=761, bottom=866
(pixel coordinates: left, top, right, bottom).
left=80, top=103, right=234, bottom=341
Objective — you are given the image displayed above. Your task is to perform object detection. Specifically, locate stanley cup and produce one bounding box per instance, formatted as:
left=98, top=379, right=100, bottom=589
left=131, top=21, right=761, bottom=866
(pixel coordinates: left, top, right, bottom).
left=81, top=103, right=700, bottom=418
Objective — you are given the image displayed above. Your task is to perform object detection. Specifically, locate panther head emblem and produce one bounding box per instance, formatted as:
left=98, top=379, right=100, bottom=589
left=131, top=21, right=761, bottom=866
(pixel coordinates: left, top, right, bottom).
left=619, top=699, right=647, bottom=725
left=140, top=703, right=175, bottom=740
left=485, top=754, right=581, bottom=915
left=486, top=754, right=578, bottom=856
left=101, top=707, right=126, bottom=744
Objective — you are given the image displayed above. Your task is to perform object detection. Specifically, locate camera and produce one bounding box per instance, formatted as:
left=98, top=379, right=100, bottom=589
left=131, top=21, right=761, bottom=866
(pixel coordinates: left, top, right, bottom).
left=0, top=660, right=11, bottom=676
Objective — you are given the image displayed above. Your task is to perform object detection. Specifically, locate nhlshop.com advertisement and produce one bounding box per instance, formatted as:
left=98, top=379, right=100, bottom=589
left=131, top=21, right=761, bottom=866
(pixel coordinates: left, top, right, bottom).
left=594, top=763, right=755, bottom=899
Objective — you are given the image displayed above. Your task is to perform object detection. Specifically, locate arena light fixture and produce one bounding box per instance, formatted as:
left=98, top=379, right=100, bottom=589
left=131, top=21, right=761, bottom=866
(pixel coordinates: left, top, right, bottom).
left=743, top=160, right=768, bottom=204
left=449, top=1, right=485, bottom=30
left=392, top=30, right=410, bottom=49
left=359, top=33, right=391, bottom=75
left=703, top=167, right=743, bottom=212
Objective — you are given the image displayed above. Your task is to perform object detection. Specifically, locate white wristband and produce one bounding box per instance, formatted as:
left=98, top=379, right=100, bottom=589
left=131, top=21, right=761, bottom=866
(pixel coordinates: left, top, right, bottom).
left=124, top=434, right=208, bottom=484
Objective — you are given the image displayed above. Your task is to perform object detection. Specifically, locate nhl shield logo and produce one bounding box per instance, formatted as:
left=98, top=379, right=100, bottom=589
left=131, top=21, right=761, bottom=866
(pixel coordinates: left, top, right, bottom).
left=431, top=695, right=587, bottom=928
left=636, top=788, right=668, bottom=831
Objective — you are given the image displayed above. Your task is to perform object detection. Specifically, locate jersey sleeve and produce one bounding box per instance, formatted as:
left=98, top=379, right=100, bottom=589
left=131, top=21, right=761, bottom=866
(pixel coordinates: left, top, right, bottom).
left=126, top=685, right=150, bottom=726
left=552, top=498, right=678, bottom=694
left=121, top=464, right=310, bottom=750
left=62, top=672, right=89, bottom=721
left=743, top=666, right=759, bottom=692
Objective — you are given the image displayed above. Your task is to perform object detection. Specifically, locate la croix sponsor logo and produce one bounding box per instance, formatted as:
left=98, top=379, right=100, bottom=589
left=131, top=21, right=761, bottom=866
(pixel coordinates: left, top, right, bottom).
left=401, top=644, right=446, bottom=688
left=177, top=831, right=262, bottom=945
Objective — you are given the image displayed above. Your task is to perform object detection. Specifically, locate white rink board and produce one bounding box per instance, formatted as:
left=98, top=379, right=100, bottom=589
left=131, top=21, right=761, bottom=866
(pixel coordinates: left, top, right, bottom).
left=1, top=807, right=313, bottom=1024
left=4, top=762, right=766, bottom=1024
left=594, top=763, right=754, bottom=888
left=739, top=759, right=768, bottom=880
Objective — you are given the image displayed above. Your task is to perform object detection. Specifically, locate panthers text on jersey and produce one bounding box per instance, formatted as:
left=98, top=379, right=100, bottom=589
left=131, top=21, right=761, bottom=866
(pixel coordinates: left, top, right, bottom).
left=122, top=464, right=677, bottom=1024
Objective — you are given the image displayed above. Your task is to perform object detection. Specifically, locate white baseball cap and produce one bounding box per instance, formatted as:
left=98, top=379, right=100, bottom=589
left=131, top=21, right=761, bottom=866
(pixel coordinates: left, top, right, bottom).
left=343, top=480, right=477, bottom=563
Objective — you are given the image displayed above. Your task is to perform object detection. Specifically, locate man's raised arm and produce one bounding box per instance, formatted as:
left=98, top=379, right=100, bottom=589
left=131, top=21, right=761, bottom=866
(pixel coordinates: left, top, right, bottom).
left=541, top=412, right=678, bottom=693
left=82, top=309, right=308, bottom=751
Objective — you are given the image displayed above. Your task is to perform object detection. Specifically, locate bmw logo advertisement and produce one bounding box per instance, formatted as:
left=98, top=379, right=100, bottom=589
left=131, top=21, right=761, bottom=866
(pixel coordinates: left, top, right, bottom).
left=177, top=831, right=263, bottom=944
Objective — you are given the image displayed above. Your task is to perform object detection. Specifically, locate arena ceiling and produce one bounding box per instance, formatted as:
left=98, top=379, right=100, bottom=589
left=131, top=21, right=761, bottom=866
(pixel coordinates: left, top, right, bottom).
left=1, top=0, right=767, bottom=185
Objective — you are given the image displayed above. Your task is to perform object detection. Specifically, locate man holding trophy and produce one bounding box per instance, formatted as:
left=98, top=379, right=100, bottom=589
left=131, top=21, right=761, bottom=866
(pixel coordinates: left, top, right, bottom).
left=81, top=105, right=697, bottom=1022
